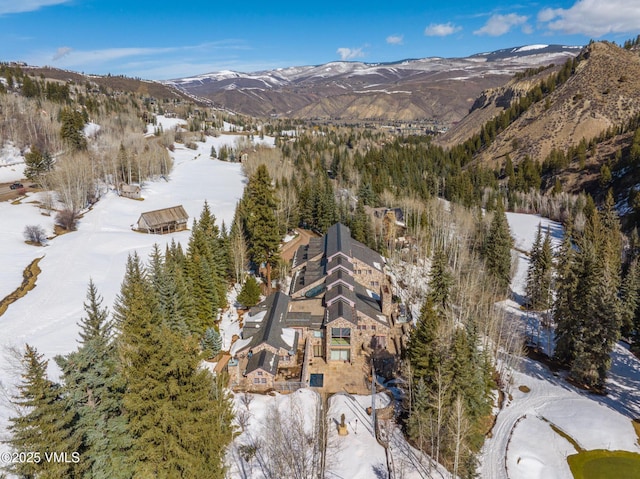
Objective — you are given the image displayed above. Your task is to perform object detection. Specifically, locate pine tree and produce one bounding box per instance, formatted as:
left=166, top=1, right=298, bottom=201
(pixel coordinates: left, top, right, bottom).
left=553, top=224, right=579, bottom=365
left=555, top=204, right=623, bottom=389
left=237, top=275, right=261, bottom=308
left=525, top=224, right=553, bottom=310
left=114, top=251, right=234, bottom=477
left=7, top=345, right=81, bottom=479
left=201, top=327, right=223, bottom=359
left=242, top=165, right=281, bottom=290
left=428, top=248, right=453, bottom=309
left=622, top=259, right=640, bottom=342
left=55, top=280, right=131, bottom=479
left=483, top=200, right=513, bottom=293
left=407, top=297, right=443, bottom=381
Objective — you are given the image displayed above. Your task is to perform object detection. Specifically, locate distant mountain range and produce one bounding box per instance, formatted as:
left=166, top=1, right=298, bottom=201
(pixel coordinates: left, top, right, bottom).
left=165, top=44, right=583, bottom=123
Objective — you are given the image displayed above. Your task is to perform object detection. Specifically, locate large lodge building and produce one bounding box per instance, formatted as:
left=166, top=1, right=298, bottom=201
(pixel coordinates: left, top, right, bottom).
left=230, top=223, right=398, bottom=391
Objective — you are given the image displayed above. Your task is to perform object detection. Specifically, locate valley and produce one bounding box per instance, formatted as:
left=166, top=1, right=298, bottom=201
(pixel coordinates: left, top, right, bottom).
left=1, top=36, right=640, bottom=479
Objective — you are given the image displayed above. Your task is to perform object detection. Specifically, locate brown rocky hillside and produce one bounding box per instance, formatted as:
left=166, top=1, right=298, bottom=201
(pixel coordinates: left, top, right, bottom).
left=444, top=41, right=640, bottom=170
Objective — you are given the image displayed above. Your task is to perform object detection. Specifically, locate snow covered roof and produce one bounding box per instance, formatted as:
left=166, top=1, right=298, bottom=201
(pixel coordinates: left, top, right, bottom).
left=245, top=349, right=278, bottom=376
left=240, top=292, right=299, bottom=353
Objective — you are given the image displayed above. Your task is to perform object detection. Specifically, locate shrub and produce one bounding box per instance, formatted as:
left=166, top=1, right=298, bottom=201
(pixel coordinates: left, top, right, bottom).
left=23, top=225, right=47, bottom=244
left=55, top=209, right=78, bottom=231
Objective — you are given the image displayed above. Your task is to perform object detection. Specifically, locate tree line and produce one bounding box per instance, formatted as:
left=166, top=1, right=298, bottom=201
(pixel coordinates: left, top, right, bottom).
left=3, top=204, right=237, bottom=479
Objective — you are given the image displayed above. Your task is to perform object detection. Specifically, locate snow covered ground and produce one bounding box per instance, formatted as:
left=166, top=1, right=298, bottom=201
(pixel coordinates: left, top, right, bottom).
left=325, top=393, right=390, bottom=479
left=0, top=142, right=25, bottom=182
left=0, top=117, right=272, bottom=462
left=479, top=212, right=640, bottom=479
left=226, top=389, right=320, bottom=479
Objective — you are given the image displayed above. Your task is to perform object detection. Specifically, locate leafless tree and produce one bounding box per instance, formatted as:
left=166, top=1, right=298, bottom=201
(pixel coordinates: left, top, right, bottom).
left=23, top=225, right=47, bottom=245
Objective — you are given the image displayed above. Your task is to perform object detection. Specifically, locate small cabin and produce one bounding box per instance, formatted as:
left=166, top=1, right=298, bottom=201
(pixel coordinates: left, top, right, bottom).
left=120, top=183, right=141, bottom=199
left=136, top=206, right=188, bottom=234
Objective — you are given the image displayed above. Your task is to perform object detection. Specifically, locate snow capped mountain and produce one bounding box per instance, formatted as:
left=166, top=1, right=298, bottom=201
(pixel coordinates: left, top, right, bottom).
left=164, top=44, right=583, bottom=122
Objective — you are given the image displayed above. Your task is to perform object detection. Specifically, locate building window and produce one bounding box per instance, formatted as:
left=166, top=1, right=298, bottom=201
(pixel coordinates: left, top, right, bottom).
left=331, top=327, right=351, bottom=346
left=257, top=371, right=263, bottom=376
left=330, top=349, right=351, bottom=361
left=253, top=378, right=260, bottom=384
left=313, top=330, right=324, bottom=338
left=313, top=344, right=323, bottom=357
left=261, top=378, right=267, bottom=383
left=371, top=325, right=376, bottom=331
left=357, top=270, right=362, bottom=274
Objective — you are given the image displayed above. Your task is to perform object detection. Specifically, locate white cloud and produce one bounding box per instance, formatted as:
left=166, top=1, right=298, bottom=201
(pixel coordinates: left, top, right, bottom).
left=52, top=46, right=72, bottom=61
left=538, top=0, right=640, bottom=37
left=424, top=22, right=462, bottom=37
left=386, top=35, right=404, bottom=45
left=0, top=0, right=70, bottom=15
left=336, top=47, right=365, bottom=61
left=474, top=13, right=529, bottom=36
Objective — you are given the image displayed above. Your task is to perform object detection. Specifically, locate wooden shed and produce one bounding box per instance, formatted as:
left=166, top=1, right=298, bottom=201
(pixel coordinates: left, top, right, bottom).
left=120, top=183, right=141, bottom=199
left=136, top=206, right=188, bottom=234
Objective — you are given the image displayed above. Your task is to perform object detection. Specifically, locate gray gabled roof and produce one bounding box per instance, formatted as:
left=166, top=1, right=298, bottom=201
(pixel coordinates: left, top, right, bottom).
left=244, top=292, right=299, bottom=352
left=325, top=300, right=356, bottom=325
left=138, top=205, right=188, bottom=228
left=325, top=223, right=352, bottom=259
left=245, top=349, right=279, bottom=376
left=325, top=284, right=356, bottom=307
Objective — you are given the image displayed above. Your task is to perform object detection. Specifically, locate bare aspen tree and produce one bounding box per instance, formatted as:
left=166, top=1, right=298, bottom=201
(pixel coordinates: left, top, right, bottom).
left=451, top=395, right=469, bottom=479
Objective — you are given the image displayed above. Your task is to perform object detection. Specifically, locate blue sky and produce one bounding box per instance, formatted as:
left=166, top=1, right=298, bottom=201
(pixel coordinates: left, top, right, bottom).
left=0, top=0, right=638, bottom=79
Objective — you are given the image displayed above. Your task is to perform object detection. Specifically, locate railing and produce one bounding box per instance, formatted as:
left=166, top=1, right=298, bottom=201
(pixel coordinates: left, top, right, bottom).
left=273, top=381, right=307, bottom=392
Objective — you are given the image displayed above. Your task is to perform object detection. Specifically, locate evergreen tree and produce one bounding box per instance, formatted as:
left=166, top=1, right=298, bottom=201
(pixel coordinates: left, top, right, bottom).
left=555, top=204, right=623, bottom=389
left=24, top=145, right=53, bottom=182
left=241, top=165, right=281, bottom=290
left=622, top=259, right=640, bottom=342
left=553, top=224, right=579, bottom=365
left=525, top=224, right=553, bottom=310
left=237, top=275, right=261, bottom=308
left=201, top=327, right=223, bottom=360
left=483, top=201, right=513, bottom=293
left=55, top=280, right=131, bottom=479
left=428, top=248, right=453, bottom=309
left=115, top=252, right=234, bottom=478
left=6, top=345, right=81, bottom=479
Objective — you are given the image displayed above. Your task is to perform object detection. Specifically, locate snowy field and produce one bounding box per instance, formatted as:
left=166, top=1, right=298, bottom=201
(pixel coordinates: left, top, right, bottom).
left=479, top=212, right=640, bottom=479
left=0, top=117, right=272, bottom=460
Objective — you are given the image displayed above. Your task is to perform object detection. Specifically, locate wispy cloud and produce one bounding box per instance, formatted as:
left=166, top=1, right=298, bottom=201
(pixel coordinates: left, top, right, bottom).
left=386, top=35, right=404, bottom=45
left=474, top=13, right=529, bottom=36
left=336, top=47, right=365, bottom=61
left=22, top=41, right=251, bottom=78
left=424, top=22, right=462, bottom=37
left=538, top=0, right=640, bottom=37
left=52, top=46, right=72, bottom=61
left=0, top=0, right=70, bottom=15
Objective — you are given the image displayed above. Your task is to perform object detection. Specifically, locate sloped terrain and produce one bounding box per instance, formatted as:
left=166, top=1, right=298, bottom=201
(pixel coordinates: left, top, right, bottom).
left=166, top=46, right=581, bottom=123
left=463, top=42, right=640, bottom=168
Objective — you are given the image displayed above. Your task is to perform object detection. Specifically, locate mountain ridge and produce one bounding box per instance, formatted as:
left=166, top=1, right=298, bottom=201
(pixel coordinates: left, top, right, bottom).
left=164, top=45, right=582, bottom=123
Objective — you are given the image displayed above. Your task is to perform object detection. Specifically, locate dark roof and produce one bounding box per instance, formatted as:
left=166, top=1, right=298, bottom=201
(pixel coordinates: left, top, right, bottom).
left=373, top=207, right=405, bottom=223
left=290, top=260, right=325, bottom=295
left=245, top=292, right=298, bottom=352
left=245, top=349, right=278, bottom=376
left=326, top=269, right=355, bottom=288
left=325, top=284, right=356, bottom=306
left=350, top=240, right=385, bottom=271
left=326, top=255, right=354, bottom=274
left=307, top=237, right=325, bottom=259
left=325, top=300, right=356, bottom=325
left=354, top=283, right=388, bottom=326
left=325, top=223, right=352, bottom=259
